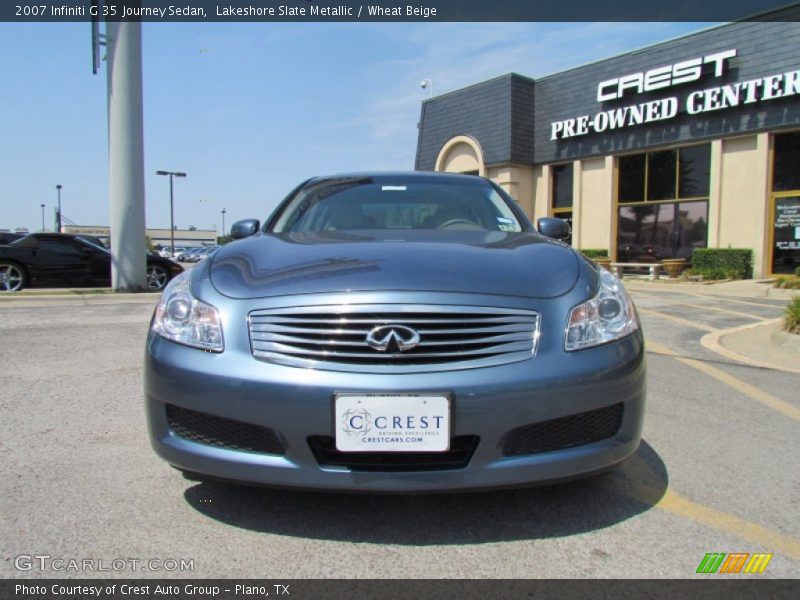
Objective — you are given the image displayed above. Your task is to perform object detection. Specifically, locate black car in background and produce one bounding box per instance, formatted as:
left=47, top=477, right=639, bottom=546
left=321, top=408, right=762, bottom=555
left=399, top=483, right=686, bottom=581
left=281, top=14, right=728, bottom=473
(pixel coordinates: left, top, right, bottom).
left=0, top=233, right=183, bottom=292
left=0, top=232, right=25, bottom=246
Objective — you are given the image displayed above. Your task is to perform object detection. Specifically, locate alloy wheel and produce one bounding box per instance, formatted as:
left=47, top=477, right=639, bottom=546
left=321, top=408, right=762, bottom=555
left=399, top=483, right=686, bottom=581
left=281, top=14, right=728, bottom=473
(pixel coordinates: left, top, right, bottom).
left=0, top=264, right=25, bottom=292
left=146, top=266, right=169, bottom=291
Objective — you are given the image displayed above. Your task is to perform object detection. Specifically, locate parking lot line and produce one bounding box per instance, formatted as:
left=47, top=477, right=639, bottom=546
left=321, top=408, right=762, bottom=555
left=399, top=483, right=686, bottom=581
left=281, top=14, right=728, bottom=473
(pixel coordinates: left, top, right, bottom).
left=685, top=303, right=770, bottom=321
left=654, top=489, right=800, bottom=561
left=613, top=453, right=800, bottom=560
left=628, top=291, right=659, bottom=301
left=680, top=291, right=788, bottom=309
left=637, top=308, right=719, bottom=333
left=647, top=340, right=800, bottom=422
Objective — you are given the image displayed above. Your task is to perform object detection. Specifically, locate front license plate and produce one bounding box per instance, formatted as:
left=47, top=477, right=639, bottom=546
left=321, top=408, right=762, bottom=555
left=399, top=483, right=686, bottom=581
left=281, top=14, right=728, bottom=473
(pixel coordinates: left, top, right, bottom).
left=335, top=394, right=450, bottom=452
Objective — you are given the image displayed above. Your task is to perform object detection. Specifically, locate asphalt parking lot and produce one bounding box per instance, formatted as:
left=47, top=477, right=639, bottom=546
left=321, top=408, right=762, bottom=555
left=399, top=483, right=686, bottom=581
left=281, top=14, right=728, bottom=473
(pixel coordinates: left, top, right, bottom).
left=0, top=285, right=798, bottom=579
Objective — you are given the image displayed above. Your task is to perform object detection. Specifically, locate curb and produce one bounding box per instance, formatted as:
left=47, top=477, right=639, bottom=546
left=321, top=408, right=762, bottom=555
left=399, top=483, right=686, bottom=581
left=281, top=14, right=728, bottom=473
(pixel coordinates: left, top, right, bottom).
left=700, top=318, right=800, bottom=375
left=0, top=292, right=161, bottom=306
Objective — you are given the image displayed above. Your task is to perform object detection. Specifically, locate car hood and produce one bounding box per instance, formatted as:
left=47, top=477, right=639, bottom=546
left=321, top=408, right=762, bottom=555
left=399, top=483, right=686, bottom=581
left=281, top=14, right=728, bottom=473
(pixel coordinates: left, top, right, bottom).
left=209, top=230, right=580, bottom=300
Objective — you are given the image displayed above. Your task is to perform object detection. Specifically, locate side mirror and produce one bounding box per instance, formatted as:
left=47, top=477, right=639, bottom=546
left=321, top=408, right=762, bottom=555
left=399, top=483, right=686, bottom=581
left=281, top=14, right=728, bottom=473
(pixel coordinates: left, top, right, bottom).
left=537, top=217, right=571, bottom=240
left=230, top=219, right=261, bottom=240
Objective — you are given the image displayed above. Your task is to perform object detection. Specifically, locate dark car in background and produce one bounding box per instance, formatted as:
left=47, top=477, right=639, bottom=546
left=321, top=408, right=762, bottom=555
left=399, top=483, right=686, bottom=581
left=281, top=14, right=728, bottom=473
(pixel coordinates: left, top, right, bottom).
left=145, top=172, right=645, bottom=492
left=0, top=232, right=25, bottom=246
left=0, top=233, right=183, bottom=292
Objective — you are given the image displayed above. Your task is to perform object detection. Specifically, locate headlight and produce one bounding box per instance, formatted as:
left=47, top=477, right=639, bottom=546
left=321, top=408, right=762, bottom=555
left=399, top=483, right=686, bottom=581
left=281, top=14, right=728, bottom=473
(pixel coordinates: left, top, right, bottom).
left=151, top=272, right=224, bottom=352
left=565, top=268, right=638, bottom=351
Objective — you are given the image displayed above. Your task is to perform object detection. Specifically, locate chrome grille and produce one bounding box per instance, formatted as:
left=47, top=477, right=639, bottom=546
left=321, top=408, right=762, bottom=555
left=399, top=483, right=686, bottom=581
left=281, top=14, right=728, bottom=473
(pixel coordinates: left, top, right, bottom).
left=248, top=304, right=539, bottom=373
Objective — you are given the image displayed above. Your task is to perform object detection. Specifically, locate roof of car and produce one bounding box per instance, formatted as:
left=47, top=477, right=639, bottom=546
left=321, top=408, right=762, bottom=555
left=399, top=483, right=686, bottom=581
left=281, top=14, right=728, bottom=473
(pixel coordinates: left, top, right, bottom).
left=30, top=232, right=83, bottom=238
left=305, top=171, right=487, bottom=186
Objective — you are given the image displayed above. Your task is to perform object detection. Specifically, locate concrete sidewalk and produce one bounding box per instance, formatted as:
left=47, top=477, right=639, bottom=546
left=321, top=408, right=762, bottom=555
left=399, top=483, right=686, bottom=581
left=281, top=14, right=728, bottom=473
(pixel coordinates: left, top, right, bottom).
left=625, top=278, right=800, bottom=374
left=625, top=277, right=798, bottom=299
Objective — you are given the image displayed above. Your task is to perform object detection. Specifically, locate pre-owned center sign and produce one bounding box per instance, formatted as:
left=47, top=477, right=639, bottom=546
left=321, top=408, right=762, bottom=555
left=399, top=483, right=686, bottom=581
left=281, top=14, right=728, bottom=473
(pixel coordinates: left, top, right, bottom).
left=550, top=49, right=800, bottom=141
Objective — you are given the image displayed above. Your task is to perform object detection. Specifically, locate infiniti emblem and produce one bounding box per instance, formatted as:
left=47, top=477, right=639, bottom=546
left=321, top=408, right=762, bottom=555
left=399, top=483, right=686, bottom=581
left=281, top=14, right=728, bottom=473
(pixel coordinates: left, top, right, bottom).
left=366, top=324, right=420, bottom=352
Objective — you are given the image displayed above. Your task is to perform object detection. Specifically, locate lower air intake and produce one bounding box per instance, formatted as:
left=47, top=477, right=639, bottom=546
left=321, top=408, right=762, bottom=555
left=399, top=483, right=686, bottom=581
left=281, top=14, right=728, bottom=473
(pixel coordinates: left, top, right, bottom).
left=166, top=404, right=285, bottom=455
left=502, top=404, right=624, bottom=456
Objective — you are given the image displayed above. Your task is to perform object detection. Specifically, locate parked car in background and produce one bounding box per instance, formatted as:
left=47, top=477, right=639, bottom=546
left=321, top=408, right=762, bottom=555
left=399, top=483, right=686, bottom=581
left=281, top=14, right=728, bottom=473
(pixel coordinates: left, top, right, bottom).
left=184, top=246, right=220, bottom=263
left=145, top=172, right=645, bottom=492
left=182, top=248, right=206, bottom=263
left=0, top=233, right=183, bottom=292
left=176, top=247, right=203, bottom=262
left=159, top=246, right=187, bottom=259
left=0, top=232, right=25, bottom=246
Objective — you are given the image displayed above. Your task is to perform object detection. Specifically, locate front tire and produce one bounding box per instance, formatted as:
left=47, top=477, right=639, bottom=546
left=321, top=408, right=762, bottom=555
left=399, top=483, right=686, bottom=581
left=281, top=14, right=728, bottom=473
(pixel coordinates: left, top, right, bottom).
left=146, top=265, right=170, bottom=291
left=0, top=262, right=27, bottom=292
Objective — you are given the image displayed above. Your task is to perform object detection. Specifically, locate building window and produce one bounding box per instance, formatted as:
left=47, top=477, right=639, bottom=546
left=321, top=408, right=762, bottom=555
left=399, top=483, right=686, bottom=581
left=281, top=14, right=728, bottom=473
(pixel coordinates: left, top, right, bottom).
left=678, top=144, right=711, bottom=198
left=617, top=201, right=708, bottom=263
left=647, top=150, right=677, bottom=201
left=618, top=144, right=710, bottom=203
left=773, top=132, right=800, bottom=192
left=618, top=155, right=645, bottom=203
left=616, top=144, right=711, bottom=261
left=770, top=131, right=800, bottom=274
left=551, top=163, right=573, bottom=244
left=551, top=163, right=573, bottom=209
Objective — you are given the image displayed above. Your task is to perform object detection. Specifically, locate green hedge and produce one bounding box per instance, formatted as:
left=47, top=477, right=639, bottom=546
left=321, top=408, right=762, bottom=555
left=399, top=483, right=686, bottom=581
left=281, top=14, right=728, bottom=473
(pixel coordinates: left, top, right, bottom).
left=579, top=249, right=609, bottom=259
left=690, top=248, right=753, bottom=280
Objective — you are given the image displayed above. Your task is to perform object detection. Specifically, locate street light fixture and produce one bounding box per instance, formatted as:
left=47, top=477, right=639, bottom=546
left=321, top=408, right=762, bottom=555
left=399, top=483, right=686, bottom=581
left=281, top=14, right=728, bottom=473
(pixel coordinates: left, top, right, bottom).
left=156, top=170, right=187, bottom=258
left=420, top=78, right=433, bottom=98
left=40, top=204, right=45, bottom=232
left=55, top=185, right=62, bottom=232
left=221, top=208, right=227, bottom=237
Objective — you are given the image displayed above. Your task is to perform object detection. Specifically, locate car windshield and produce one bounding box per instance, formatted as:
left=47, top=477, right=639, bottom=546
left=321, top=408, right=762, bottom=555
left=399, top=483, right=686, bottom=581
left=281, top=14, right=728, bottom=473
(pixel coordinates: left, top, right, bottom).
left=76, top=237, right=110, bottom=254
left=271, top=178, right=524, bottom=233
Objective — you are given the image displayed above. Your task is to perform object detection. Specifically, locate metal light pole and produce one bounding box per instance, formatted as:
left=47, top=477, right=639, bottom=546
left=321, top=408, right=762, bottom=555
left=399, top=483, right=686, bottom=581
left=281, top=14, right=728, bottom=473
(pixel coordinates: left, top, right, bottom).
left=221, top=208, right=227, bottom=237
left=106, top=19, right=147, bottom=291
left=40, top=204, right=45, bottom=231
left=55, top=185, right=62, bottom=232
left=156, top=170, right=186, bottom=257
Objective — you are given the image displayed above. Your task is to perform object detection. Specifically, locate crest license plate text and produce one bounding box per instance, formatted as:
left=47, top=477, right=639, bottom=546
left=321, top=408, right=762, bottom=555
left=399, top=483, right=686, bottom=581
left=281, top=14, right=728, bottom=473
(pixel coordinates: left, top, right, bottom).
left=335, top=394, right=450, bottom=452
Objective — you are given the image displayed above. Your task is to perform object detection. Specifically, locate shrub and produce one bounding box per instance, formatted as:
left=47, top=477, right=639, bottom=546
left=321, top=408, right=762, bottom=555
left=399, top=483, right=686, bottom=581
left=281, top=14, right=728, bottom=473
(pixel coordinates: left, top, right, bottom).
left=685, top=267, right=733, bottom=280
left=785, top=296, right=800, bottom=334
left=580, top=249, right=609, bottom=259
left=796, top=266, right=800, bottom=277
left=775, top=276, right=800, bottom=290
left=690, top=248, right=753, bottom=280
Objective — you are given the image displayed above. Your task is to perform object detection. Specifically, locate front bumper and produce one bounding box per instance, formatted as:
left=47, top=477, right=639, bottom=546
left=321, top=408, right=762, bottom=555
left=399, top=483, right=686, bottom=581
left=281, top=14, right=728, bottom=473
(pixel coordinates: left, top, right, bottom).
left=144, top=312, right=645, bottom=492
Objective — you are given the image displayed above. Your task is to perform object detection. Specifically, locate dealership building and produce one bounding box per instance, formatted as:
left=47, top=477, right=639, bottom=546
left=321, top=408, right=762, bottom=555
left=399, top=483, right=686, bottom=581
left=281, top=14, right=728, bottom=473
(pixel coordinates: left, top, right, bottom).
left=415, top=14, right=800, bottom=277
left=63, top=225, right=217, bottom=248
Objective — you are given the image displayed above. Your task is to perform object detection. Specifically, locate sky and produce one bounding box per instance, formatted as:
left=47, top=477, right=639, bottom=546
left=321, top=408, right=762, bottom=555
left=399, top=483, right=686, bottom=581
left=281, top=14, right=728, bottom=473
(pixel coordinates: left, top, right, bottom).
left=0, top=21, right=716, bottom=234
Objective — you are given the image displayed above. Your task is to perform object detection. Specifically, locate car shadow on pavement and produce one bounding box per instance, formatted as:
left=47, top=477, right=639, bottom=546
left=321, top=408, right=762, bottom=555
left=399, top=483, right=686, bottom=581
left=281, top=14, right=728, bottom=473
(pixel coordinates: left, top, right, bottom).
left=183, top=440, right=667, bottom=545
